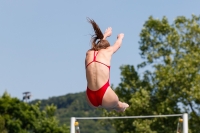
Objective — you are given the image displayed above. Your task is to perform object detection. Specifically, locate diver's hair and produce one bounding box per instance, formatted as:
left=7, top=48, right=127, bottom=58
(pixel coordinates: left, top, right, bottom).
left=87, top=18, right=110, bottom=51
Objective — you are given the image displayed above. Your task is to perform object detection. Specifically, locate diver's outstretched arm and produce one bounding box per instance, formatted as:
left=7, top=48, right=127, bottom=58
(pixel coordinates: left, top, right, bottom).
left=109, top=33, right=124, bottom=54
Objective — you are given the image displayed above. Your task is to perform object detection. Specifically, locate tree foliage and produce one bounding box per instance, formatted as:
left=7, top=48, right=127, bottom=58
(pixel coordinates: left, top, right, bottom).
left=103, top=15, right=200, bottom=133
left=0, top=92, right=69, bottom=133
left=31, top=92, right=116, bottom=133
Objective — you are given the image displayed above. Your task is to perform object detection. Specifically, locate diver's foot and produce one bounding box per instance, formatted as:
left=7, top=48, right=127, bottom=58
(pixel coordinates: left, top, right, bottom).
left=114, top=102, right=129, bottom=113
left=119, top=102, right=129, bottom=112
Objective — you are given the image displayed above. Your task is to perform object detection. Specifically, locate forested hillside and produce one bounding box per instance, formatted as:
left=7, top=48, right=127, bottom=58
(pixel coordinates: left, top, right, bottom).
left=31, top=91, right=116, bottom=133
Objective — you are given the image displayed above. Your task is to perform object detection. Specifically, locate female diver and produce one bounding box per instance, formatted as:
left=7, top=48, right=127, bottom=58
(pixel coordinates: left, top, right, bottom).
left=85, top=18, right=129, bottom=112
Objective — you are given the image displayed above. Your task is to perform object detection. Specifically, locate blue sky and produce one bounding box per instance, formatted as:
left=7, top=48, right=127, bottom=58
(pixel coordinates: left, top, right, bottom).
left=0, top=1, right=200, bottom=100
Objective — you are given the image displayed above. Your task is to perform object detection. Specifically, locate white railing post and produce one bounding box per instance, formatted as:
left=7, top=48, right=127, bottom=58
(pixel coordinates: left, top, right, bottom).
left=70, top=117, right=76, bottom=133
left=183, top=113, right=188, bottom=133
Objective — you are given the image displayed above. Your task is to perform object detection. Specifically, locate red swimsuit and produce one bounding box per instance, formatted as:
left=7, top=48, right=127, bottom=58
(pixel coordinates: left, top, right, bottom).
left=86, top=51, right=110, bottom=107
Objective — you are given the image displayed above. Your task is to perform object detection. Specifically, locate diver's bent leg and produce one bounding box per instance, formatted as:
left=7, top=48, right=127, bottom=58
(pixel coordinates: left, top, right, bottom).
left=101, top=87, right=119, bottom=109
left=102, top=87, right=129, bottom=112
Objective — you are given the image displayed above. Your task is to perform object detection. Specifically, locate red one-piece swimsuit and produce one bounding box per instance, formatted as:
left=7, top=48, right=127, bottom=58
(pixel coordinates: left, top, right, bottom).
left=86, top=51, right=110, bottom=107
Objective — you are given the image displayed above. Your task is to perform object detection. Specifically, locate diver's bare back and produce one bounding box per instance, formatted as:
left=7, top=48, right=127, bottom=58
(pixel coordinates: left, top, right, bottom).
left=85, top=48, right=112, bottom=91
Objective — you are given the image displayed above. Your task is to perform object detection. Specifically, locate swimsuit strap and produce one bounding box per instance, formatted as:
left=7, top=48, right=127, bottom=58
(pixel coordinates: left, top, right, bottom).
left=95, top=61, right=110, bottom=69
left=86, top=50, right=110, bottom=68
left=86, top=51, right=98, bottom=68
left=93, top=51, right=99, bottom=61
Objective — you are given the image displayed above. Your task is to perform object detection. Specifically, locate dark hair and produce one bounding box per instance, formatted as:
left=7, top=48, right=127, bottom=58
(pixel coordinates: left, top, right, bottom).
left=87, top=18, right=110, bottom=51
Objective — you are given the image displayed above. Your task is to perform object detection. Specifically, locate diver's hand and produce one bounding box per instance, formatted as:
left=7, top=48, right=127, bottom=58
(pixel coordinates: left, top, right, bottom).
left=117, top=33, right=124, bottom=39
left=103, top=27, right=112, bottom=39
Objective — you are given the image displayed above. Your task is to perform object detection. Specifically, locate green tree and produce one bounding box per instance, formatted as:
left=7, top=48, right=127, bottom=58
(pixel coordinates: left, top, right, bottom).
left=103, top=15, right=200, bottom=133
left=0, top=115, right=7, bottom=133
left=0, top=92, right=69, bottom=133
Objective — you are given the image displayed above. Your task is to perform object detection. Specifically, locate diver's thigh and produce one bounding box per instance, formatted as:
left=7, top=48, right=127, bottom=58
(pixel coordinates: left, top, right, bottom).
left=101, top=87, right=119, bottom=108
